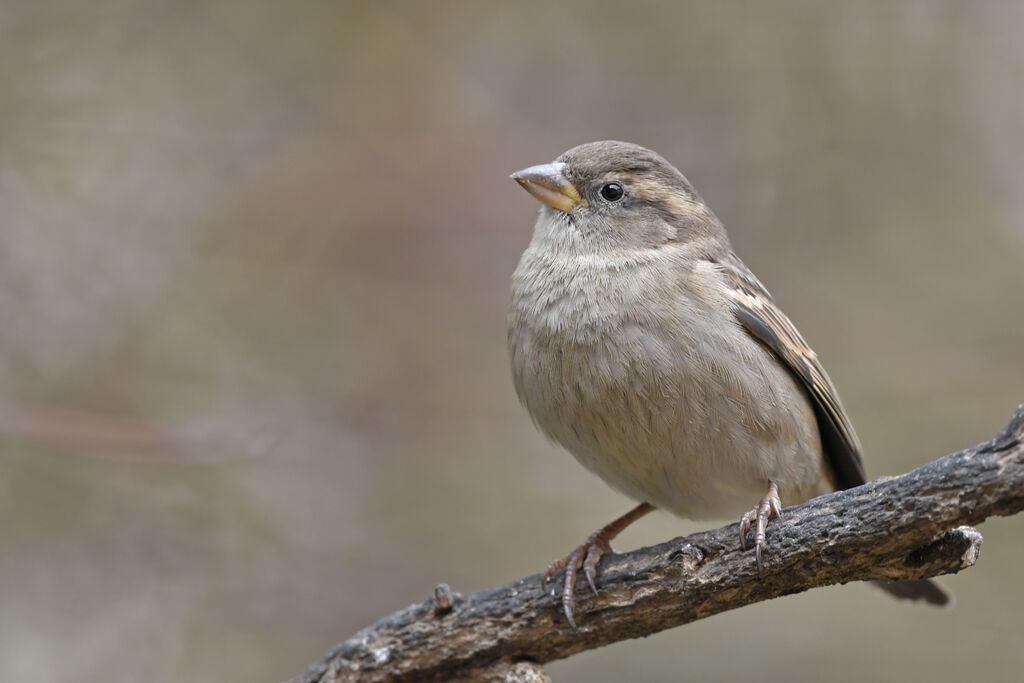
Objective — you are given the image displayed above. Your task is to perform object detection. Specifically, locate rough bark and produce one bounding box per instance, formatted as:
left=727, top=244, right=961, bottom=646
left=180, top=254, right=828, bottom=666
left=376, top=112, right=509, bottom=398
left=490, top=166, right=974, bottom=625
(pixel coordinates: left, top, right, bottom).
left=290, top=405, right=1024, bottom=683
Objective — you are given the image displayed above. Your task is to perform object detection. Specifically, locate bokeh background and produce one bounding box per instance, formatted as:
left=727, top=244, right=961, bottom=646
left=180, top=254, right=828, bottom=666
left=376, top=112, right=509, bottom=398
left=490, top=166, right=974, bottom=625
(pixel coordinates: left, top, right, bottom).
left=2, top=2, right=1023, bottom=681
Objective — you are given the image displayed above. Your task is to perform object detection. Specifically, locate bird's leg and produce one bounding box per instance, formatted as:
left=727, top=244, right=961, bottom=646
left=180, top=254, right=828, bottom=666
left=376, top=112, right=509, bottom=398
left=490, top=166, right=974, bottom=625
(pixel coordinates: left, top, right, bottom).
left=542, top=502, right=654, bottom=629
left=739, top=481, right=783, bottom=574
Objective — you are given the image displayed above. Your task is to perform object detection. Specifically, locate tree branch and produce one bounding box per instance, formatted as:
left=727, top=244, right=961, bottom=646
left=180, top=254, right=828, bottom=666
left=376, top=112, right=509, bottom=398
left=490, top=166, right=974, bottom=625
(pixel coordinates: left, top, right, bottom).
left=290, top=404, right=1024, bottom=683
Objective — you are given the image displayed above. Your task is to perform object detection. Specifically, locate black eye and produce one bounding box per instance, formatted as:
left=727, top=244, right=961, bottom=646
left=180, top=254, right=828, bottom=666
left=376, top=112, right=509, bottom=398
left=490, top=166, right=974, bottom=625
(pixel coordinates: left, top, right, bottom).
left=599, top=182, right=624, bottom=202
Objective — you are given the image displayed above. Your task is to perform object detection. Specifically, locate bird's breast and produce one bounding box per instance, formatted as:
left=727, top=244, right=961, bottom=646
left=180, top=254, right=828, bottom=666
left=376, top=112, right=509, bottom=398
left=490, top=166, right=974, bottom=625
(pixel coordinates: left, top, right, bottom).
left=507, top=247, right=828, bottom=519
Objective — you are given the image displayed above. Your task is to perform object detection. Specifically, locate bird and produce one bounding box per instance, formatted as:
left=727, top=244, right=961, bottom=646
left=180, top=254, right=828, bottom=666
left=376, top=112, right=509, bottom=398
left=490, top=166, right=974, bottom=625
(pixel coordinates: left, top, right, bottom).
left=507, top=140, right=950, bottom=628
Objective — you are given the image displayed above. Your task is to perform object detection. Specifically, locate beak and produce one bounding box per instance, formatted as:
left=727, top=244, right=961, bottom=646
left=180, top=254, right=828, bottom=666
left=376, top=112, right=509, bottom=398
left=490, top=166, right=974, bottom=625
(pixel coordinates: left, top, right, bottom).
left=510, top=162, right=588, bottom=213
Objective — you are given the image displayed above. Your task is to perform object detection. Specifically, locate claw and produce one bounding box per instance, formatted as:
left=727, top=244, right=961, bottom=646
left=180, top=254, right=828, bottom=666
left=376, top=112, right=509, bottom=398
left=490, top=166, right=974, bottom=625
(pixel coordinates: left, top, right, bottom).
left=547, top=537, right=609, bottom=630
left=738, top=482, right=783, bottom=574
left=542, top=502, right=654, bottom=628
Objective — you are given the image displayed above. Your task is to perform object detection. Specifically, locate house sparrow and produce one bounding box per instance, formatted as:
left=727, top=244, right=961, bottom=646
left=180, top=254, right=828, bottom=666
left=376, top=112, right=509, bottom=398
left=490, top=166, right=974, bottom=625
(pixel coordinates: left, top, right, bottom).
left=508, top=141, right=950, bottom=628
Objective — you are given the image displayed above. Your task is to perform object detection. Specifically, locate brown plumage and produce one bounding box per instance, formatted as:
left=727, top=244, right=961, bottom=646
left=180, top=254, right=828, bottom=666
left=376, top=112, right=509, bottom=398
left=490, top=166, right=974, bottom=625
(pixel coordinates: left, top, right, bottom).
left=508, top=140, right=950, bottom=627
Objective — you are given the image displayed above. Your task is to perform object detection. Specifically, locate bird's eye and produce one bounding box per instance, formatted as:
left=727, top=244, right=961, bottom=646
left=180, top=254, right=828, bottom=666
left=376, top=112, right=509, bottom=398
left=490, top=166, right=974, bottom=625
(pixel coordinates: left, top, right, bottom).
left=599, top=182, right=624, bottom=202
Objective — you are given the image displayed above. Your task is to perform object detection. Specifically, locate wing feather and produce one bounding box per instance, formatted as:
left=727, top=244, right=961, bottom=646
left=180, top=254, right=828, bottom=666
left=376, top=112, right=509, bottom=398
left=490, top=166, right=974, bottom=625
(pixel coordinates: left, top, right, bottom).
left=712, top=251, right=866, bottom=489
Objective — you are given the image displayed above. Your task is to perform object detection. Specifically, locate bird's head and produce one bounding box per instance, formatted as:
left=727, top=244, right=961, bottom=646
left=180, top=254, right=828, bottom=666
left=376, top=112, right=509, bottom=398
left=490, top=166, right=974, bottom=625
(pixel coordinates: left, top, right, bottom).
left=511, top=141, right=725, bottom=255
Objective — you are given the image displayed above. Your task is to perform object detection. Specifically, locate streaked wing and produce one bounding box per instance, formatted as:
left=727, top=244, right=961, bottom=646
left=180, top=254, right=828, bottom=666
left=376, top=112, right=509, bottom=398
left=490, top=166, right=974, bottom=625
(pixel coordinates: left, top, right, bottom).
left=712, top=251, right=866, bottom=489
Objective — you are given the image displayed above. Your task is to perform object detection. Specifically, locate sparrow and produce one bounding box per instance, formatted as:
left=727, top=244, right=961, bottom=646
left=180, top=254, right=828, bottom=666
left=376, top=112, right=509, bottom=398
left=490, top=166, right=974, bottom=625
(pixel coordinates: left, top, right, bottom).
left=507, top=141, right=950, bottom=628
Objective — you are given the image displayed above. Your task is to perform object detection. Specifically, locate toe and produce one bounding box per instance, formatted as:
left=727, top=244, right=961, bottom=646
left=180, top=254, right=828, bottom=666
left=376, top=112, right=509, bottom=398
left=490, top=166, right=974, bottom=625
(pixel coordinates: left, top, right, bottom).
left=542, top=558, right=566, bottom=591
left=739, top=509, right=756, bottom=550
left=741, top=482, right=784, bottom=574
left=558, top=546, right=587, bottom=628
left=546, top=537, right=616, bottom=628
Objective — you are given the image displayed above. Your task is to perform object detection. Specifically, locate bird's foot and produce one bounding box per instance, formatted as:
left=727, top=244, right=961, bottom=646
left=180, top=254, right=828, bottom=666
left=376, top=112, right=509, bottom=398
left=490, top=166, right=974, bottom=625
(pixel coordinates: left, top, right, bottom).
left=542, top=502, right=654, bottom=629
left=542, top=534, right=612, bottom=630
left=739, top=481, right=783, bottom=574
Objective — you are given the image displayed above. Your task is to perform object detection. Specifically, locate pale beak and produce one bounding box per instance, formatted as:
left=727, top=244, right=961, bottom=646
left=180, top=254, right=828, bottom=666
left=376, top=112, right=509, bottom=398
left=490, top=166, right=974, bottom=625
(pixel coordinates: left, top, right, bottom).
left=510, top=162, right=588, bottom=213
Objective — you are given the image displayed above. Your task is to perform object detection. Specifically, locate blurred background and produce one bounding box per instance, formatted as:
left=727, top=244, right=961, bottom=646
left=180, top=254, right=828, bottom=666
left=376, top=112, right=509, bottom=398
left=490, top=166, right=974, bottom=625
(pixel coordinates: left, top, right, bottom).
left=2, top=1, right=1022, bottom=681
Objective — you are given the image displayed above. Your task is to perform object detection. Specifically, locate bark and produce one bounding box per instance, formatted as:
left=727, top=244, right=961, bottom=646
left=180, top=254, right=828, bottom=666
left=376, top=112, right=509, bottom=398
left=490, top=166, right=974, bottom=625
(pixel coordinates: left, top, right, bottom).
left=289, top=404, right=1024, bottom=683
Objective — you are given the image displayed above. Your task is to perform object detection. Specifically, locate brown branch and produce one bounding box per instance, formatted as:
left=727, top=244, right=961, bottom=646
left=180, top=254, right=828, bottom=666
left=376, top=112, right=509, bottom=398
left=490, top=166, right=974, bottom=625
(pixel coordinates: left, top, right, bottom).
left=290, top=404, right=1024, bottom=683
